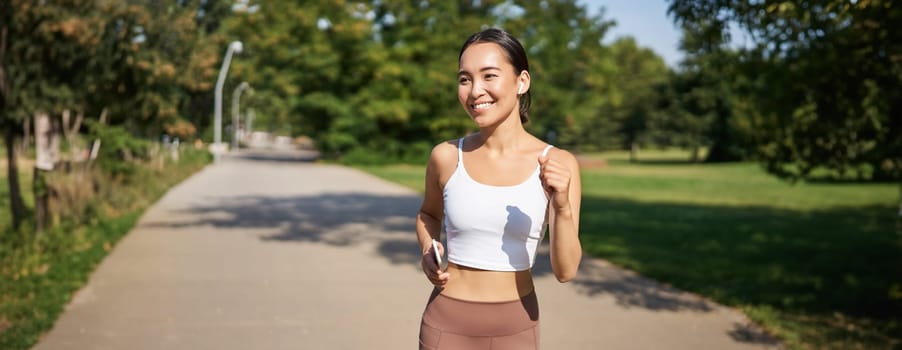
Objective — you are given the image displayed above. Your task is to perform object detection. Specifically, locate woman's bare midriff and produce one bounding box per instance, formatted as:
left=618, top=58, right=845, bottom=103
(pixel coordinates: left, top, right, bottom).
left=439, top=262, right=535, bottom=302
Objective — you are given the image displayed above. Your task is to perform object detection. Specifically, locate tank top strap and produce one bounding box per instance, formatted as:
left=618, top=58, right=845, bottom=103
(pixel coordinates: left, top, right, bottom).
left=541, top=144, right=554, bottom=157
left=457, top=138, right=465, bottom=165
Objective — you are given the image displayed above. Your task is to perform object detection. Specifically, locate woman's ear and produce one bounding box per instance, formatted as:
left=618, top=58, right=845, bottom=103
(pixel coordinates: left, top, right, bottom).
left=518, top=71, right=531, bottom=95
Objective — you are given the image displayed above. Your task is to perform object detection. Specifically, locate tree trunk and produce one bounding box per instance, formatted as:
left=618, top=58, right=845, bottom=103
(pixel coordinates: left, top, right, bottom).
left=0, top=14, right=23, bottom=229
left=21, top=117, right=29, bottom=156
left=61, top=109, right=84, bottom=162
left=33, top=167, right=48, bottom=232
left=33, top=112, right=54, bottom=232
left=5, top=126, right=25, bottom=229
left=629, top=142, right=639, bottom=163
left=690, top=146, right=700, bottom=163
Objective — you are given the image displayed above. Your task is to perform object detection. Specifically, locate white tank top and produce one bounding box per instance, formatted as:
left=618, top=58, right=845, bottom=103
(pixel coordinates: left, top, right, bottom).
left=443, top=137, right=553, bottom=271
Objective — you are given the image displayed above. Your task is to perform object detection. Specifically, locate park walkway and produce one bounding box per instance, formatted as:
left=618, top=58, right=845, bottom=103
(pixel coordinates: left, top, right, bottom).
left=33, top=150, right=780, bottom=349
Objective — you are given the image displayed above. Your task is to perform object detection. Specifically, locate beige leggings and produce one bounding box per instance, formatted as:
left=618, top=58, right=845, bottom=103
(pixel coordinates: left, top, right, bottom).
left=419, top=289, right=540, bottom=350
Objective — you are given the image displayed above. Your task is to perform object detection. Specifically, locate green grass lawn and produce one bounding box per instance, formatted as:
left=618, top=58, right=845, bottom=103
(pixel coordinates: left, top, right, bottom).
left=355, top=150, right=902, bottom=350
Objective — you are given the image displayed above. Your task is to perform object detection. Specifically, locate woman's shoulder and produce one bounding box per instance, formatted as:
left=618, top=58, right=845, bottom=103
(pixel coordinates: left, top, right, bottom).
left=427, top=139, right=463, bottom=186
left=428, top=139, right=461, bottom=166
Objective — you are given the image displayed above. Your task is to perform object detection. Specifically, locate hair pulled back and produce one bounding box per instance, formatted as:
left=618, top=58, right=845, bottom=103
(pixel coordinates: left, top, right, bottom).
left=459, top=28, right=531, bottom=123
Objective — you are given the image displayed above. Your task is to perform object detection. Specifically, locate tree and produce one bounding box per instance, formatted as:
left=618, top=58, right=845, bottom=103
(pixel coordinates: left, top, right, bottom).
left=668, top=0, right=902, bottom=180
left=222, top=0, right=496, bottom=160
left=647, top=71, right=712, bottom=162
left=505, top=0, right=618, bottom=151
left=604, top=37, right=669, bottom=161
left=220, top=0, right=653, bottom=162
left=222, top=0, right=378, bottom=155
left=0, top=0, right=110, bottom=229
left=669, top=22, right=751, bottom=163
left=0, top=0, right=227, bottom=231
left=97, top=1, right=226, bottom=138
left=0, top=0, right=28, bottom=229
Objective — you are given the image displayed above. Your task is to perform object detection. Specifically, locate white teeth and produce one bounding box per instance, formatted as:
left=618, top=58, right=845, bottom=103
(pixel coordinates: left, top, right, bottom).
left=472, top=102, right=493, bottom=110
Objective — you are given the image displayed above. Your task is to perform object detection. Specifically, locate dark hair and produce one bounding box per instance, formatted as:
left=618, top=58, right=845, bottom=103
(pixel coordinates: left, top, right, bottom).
left=459, top=28, right=531, bottom=123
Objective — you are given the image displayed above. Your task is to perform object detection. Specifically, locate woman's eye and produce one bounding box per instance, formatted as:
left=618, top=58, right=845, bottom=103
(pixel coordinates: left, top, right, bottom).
left=485, top=74, right=497, bottom=80
left=458, top=77, right=471, bottom=84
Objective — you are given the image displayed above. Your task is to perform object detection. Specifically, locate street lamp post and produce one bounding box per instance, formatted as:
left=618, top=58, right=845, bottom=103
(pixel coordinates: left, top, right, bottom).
left=231, top=82, right=251, bottom=150
left=245, top=108, right=255, bottom=146
left=212, top=40, right=243, bottom=162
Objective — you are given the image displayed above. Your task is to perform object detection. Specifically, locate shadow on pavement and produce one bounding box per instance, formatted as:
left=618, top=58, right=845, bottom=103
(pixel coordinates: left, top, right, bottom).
left=225, top=149, right=320, bottom=163
left=144, top=193, right=419, bottom=246
left=144, top=192, right=727, bottom=314
left=553, top=256, right=716, bottom=312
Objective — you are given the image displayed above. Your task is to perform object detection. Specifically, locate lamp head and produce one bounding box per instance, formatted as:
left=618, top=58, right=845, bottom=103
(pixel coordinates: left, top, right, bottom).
left=230, top=41, right=244, bottom=53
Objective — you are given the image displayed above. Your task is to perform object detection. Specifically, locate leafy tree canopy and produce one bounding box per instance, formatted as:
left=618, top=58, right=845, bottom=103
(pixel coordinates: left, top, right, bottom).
left=669, top=0, right=902, bottom=181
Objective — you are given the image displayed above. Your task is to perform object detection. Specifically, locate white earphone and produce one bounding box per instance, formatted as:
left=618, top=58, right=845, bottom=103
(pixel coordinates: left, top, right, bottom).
left=518, top=82, right=524, bottom=95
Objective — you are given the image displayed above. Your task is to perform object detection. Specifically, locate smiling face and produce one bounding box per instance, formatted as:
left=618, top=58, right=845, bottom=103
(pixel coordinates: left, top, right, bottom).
left=457, top=42, right=528, bottom=128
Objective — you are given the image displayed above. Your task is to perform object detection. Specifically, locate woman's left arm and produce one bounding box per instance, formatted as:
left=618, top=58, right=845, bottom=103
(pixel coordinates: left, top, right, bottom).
left=539, top=150, right=582, bottom=282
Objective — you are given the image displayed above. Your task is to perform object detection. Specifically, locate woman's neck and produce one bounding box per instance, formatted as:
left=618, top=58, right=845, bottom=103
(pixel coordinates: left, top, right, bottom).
left=474, top=113, right=528, bottom=155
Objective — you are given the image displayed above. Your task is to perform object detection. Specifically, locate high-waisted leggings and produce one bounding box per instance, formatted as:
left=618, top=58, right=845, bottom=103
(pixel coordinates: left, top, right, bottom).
left=419, top=289, right=540, bottom=350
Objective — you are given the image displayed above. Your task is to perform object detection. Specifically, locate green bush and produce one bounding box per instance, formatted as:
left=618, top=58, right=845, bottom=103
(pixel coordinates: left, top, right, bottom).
left=85, top=120, right=152, bottom=179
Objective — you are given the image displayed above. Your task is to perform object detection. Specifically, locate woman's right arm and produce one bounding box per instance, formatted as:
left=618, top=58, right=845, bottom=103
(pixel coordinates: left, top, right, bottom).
left=417, top=143, right=453, bottom=286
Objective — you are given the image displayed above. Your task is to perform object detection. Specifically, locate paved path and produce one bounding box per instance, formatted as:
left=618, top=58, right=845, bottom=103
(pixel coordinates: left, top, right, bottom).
left=34, top=150, right=780, bottom=349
